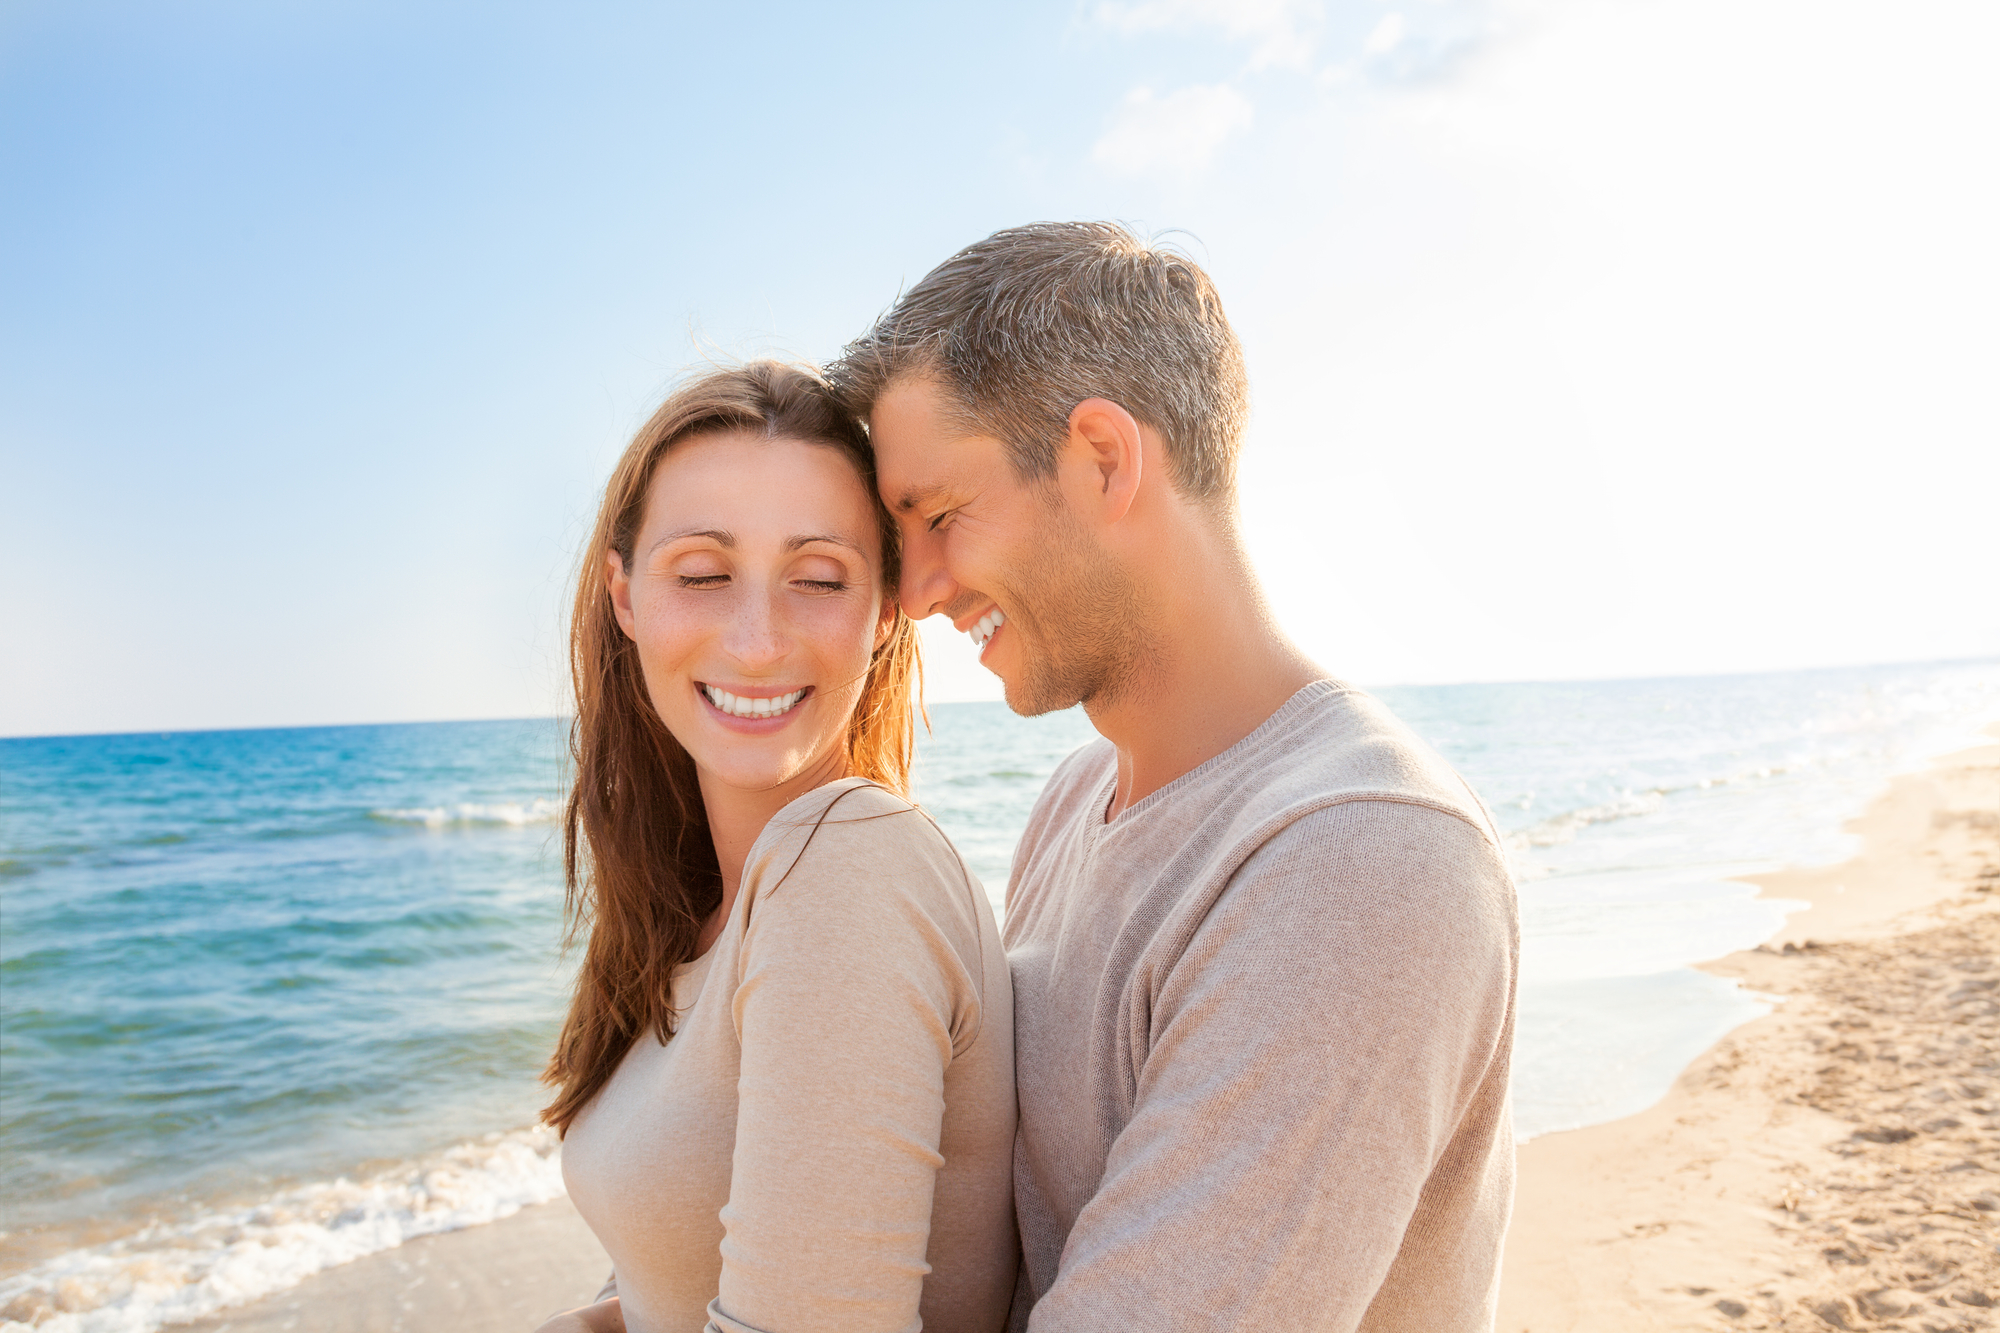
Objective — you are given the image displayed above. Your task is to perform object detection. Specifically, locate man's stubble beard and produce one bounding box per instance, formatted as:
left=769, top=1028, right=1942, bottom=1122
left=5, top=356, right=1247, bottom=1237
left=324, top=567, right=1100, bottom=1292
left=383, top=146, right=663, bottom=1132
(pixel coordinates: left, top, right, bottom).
left=999, top=496, right=1155, bottom=719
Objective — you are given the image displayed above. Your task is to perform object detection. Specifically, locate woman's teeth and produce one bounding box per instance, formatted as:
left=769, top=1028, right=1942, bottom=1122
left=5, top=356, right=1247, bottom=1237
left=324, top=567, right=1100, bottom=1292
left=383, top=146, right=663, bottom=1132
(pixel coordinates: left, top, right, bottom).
left=970, top=608, right=1006, bottom=648
left=702, top=686, right=807, bottom=719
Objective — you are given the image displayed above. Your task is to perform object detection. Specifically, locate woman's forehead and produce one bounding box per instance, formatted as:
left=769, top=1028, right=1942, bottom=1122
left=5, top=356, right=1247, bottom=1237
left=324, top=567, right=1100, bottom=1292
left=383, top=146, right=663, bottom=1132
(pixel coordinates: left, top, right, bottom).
left=642, top=431, right=878, bottom=547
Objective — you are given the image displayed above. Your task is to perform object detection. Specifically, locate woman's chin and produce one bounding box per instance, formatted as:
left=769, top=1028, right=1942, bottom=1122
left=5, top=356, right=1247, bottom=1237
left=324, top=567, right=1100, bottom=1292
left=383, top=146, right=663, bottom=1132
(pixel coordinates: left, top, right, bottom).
left=690, top=744, right=845, bottom=802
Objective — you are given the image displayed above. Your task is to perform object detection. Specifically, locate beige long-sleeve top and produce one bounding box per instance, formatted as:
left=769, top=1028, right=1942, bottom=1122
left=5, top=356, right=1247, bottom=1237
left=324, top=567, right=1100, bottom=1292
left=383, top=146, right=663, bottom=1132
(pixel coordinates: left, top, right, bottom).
left=1006, top=681, right=1519, bottom=1332
left=562, top=778, right=1018, bottom=1333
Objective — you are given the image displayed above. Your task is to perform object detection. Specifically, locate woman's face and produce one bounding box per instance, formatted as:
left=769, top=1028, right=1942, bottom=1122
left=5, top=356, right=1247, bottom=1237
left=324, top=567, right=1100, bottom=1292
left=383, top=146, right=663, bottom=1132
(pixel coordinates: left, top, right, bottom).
left=608, top=430, right=894, bottom=803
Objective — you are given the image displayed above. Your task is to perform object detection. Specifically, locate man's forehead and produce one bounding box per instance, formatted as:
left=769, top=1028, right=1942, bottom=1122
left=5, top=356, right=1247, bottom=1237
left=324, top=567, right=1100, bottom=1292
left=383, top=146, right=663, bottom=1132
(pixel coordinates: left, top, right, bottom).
left=871, top=378, right=996, bottom=508
left=870, top=374, right=951, bottom=436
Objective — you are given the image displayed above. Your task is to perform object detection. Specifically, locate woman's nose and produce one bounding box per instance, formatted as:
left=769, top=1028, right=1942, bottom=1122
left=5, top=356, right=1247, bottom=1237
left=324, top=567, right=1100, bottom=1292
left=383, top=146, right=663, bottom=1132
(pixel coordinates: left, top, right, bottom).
left=721, top=588, right=788, bottom=669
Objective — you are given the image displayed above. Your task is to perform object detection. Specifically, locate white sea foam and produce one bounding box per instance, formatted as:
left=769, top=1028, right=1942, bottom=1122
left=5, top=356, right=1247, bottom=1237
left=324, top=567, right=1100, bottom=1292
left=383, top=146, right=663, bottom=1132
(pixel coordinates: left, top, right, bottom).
left=371, top=798, right=561, bottom=827
left=1504, top=761, right=1803, bottom=852
left=1509, top=790, right=1666, bottom=848
left=0, top=1127, right=565, bottom=1333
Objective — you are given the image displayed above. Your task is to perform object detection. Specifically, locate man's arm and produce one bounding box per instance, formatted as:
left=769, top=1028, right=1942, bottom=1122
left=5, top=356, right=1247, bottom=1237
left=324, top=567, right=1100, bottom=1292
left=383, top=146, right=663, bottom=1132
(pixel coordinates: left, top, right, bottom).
left=1028, top=800, right=1518, bottom=1333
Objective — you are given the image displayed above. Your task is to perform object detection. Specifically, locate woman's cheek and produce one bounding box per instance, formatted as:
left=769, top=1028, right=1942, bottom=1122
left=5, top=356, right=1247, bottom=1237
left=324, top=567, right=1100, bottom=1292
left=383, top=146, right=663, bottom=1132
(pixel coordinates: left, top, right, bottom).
left=792, top=594, right=882, bottom=659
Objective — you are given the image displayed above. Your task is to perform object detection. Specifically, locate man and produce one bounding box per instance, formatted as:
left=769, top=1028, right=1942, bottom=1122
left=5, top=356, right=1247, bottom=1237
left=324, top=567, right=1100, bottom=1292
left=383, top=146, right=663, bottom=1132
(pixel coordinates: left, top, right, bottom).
left=831, top=222, right=1519, bottom=1332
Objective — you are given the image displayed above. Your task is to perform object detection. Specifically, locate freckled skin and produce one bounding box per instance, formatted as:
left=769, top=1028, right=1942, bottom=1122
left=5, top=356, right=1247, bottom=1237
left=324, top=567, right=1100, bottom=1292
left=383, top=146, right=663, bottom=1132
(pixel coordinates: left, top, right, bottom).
left=607, top=430, right=895, bottom=903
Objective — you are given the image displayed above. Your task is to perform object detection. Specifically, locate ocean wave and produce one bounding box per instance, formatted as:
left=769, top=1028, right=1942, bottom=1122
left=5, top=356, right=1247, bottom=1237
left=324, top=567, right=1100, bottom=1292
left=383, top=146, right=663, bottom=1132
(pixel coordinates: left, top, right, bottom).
left=1509, top=791, right=1667, bottom=848
left=370, top=798, right=561, bottom=827
left=1505, top=762, right=1800, bottom=852
left=0, top=1127, right=565, bottom=1333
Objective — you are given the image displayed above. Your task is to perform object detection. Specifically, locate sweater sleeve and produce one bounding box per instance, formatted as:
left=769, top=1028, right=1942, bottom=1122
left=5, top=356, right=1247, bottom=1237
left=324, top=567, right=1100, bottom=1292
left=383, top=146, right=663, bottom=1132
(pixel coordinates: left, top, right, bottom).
left=1025, top=800, right=1518, bottom=1332
left=705, top=806, right=978, bottom=1333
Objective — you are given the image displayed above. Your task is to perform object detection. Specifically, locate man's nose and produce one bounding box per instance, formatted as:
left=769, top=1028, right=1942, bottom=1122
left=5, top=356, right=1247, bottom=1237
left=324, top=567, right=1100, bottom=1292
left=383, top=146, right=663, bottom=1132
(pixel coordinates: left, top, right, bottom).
left=898, top=528, right=957, bottom=620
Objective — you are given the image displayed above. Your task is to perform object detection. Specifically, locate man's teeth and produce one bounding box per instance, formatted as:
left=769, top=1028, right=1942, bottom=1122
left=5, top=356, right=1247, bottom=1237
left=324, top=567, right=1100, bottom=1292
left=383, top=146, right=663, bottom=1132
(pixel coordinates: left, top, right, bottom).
left=702, top=686, right=807, bottom=719
left=969, top=609, right=1006, bottom=648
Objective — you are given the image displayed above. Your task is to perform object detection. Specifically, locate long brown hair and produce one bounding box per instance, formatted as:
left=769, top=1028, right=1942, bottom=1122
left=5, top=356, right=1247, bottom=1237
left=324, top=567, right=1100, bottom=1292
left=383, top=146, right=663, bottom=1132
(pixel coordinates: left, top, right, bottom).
left=541, top=360, right=923, bottom=1134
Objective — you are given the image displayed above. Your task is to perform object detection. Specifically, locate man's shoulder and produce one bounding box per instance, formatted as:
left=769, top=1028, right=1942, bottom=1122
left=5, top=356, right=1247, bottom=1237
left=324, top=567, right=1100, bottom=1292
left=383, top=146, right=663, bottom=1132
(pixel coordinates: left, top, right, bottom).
left=1015, top=684, right=1500, bottom=857
left=1209, top=680, right=1501, bottom=850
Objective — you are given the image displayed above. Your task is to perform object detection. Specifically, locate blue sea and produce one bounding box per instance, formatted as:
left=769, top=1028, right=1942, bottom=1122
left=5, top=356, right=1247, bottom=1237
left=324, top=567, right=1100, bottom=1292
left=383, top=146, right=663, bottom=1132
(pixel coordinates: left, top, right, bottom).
left=3, top=658, right=1997, bottom=1330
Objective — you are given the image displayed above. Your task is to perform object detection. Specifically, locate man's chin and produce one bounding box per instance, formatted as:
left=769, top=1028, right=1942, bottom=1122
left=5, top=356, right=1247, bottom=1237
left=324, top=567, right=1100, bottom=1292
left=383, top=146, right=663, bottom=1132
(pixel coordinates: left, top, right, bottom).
left=1000, top=670, right=1086, bottom=720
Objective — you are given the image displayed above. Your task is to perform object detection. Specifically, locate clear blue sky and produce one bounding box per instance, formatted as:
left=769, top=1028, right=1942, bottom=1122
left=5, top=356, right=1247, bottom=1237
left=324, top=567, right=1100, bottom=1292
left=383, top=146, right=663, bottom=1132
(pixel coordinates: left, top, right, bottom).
left=5, top=0, right=1996, bottom=737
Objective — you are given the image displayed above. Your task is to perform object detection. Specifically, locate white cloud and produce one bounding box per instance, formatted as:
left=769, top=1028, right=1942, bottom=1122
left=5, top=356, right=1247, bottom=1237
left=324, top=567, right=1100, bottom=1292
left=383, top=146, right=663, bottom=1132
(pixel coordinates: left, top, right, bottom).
left=1091, top=84, right=1256, bottom=177
left=1093, top=0, right=1321, bottom=67
left=1363, top=12, right=1405, bottom=55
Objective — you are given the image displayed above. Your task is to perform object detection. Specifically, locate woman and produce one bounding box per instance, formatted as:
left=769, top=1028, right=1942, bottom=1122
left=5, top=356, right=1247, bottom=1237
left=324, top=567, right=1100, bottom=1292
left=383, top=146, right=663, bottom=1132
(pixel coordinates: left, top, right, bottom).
left=537, top=363, right=1017, bottom=1333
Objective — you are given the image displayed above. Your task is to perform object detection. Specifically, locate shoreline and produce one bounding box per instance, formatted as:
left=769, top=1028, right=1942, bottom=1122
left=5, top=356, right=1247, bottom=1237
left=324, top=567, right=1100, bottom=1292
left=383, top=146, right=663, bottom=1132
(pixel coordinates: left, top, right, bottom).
left=175, top=1195, right=606, bottom=1333
left=24, top=727, right=1997, bottom=1332
left=1498, top=731, right=2000, bottom=1330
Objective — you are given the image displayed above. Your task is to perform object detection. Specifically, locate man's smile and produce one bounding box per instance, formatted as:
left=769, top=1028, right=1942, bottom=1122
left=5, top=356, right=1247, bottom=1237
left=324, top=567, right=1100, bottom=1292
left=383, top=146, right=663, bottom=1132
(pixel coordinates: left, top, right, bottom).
left=967, top=607, right=1006, bottom=650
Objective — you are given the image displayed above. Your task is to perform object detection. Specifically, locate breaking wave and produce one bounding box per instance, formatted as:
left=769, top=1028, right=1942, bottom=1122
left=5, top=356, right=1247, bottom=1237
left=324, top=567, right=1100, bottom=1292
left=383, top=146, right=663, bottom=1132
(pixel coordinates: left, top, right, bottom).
left=0, top=1128, right=565, bottom=1333
left=1504, top=763, right=1800, bottom=851
left=370, top=798, right=562, bottom=827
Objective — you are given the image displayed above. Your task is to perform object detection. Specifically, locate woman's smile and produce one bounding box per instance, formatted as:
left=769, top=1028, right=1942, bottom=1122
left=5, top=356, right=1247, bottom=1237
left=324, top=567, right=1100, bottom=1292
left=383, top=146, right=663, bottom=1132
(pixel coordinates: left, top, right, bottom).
left=608, top=428, right=895, bottom=801
left=697, top=682, right=815, bottom=726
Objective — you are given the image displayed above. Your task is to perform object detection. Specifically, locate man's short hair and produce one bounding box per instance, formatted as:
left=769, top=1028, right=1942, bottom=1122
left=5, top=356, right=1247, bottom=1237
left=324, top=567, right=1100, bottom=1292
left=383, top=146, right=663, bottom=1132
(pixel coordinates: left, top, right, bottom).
left=831, top=221, right=1249, bottom=503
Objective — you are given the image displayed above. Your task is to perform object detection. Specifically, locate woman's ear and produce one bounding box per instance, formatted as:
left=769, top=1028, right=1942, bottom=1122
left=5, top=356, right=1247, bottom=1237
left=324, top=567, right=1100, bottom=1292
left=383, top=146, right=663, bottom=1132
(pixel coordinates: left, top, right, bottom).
left=873, top=596, right=899, bottom=652
left=607, top=551, right=638, bottom=640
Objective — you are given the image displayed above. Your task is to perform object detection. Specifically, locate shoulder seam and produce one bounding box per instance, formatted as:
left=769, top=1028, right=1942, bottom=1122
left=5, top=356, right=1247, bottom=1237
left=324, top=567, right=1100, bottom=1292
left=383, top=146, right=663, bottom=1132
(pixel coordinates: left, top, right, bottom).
left=1256, top=790, right=1504, bottom=853
left=757, top=784, right=989, bottom=1062
left=759, top=781, right=912, bottom=902
left=1138, top=789, right=1512, bottom=1023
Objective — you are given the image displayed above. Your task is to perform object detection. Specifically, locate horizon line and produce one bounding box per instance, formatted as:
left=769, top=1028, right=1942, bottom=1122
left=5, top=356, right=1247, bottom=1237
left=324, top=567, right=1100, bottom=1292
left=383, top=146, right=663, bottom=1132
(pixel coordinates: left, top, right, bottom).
left=5, top=653, right=1995, bottom=744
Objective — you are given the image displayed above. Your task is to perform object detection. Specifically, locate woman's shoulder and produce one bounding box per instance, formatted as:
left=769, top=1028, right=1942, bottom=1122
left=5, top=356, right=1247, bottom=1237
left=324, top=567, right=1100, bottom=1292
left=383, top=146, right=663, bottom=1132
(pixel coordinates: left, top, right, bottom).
left=738, top=779, right=1002, bottom=1046
left=776, top=775, right=921, bottom=825
left=748, top=778, right=971, bottom=909
left=758, top=776, right=930, bottom=852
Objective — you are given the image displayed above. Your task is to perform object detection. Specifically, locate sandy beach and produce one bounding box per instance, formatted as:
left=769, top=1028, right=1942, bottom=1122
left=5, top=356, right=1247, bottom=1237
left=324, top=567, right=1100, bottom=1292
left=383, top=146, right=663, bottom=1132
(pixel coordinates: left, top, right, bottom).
left=177, top=1194, right=607, bottom=1333
left=1499, top=732, right=2000, bottom=1331
left=172, top=730, right=2000, bottom=1333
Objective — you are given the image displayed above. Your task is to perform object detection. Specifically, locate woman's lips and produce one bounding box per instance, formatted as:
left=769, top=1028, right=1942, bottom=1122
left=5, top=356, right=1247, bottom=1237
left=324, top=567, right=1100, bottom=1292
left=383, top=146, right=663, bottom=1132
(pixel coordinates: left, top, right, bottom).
left=696, top=683, right=813, bottom=731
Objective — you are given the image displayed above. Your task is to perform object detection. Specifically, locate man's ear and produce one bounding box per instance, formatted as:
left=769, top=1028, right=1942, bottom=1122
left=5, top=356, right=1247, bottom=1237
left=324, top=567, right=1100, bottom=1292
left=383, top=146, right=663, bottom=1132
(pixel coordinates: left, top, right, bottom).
left=607, top=551, right=638, bottom=640
left=1062, top=398, right=1143, bottom=525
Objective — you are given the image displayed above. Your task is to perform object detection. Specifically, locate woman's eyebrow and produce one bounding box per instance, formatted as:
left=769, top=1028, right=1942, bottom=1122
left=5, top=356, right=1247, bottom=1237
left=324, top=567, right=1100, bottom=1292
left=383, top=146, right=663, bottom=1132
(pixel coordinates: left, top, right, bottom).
left=648, top=527, right=734, bottom=556
left=786, top=534, right=866, bottom=555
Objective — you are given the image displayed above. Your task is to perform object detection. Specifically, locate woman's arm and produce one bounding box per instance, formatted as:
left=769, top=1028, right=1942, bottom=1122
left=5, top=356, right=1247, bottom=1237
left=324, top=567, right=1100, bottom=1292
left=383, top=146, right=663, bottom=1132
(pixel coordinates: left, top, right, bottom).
left=710, top=811, right=976, bottom=1333
left=533, top=1296, right=623, bottom=1333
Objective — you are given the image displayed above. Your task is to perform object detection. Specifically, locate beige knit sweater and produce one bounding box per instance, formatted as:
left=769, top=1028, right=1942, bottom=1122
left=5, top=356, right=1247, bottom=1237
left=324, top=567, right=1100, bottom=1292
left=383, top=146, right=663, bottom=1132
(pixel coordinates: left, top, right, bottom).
left=562, top=778, right=1018, bottom=1333
left=1005, top=681, right=1519, bottom=1332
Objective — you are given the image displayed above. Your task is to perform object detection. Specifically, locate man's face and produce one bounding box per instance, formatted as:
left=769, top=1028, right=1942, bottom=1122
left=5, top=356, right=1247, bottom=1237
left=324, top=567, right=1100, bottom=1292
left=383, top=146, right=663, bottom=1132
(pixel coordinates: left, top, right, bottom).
left=869, top=377, right=1144, bottom=717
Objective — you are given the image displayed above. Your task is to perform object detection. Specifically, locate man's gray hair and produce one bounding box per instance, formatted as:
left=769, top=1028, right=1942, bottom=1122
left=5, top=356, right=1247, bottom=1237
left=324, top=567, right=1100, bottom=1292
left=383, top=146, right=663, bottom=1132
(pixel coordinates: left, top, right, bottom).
left=830, top=221, right=1249, bottom=503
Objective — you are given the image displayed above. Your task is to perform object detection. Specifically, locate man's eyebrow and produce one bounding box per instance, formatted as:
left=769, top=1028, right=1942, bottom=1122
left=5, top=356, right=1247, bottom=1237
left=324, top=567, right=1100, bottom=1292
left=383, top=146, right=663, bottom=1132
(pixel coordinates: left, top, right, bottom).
left=893, top=484, right=953, bottom=514
left=648, top=526, right=734, bottom=555
left=786, top=533, right=867, bottom=555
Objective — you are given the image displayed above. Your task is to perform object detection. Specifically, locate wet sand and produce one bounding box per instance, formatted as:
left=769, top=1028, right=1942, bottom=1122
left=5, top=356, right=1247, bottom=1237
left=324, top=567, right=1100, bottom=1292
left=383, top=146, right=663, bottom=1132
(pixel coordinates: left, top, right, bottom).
left=1498, top=734, right=2000, bottom=1332
left=177, top=1194, right=606, bottom=1333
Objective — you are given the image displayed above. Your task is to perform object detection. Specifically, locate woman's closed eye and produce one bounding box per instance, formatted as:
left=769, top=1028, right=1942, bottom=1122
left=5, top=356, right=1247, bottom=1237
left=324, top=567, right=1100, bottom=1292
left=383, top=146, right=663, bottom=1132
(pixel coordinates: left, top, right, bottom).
left=788, top=551, right=858, bottom=594
left=677, top=573, right=729, bottom=588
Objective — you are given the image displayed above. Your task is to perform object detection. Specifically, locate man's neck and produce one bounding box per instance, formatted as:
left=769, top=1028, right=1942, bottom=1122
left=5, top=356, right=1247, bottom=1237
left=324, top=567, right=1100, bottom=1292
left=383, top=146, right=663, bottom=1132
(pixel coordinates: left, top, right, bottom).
left=1086, top=519, right=1323, bottom=821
